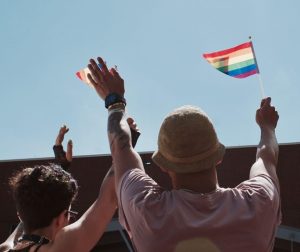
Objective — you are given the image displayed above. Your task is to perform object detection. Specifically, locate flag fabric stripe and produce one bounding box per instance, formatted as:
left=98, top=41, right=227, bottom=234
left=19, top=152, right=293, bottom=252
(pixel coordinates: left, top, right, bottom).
left=234, top=69, right=258, bottom=79
left=217, top=59, right=255, bottom=72
left=209, top=53, right=254, bottom=68
left=76, top=68, right=93, bottom=87
left=205, top=47, right=253, bottom=63
left=76, top=64, right=102, bottom=87
left=227, top=64, right=258, bottom=77
left=76, top=71, right=82, bottom=80
left=204, top=47, right=253, bottom=63
left=202, top=41, right=259, bottom=79
left=203, top=42, right=252, bottom=58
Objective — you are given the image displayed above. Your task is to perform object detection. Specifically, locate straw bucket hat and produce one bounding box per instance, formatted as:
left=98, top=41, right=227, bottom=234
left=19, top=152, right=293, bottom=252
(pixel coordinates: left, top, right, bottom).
left=152, top=105, right=225, bottom=173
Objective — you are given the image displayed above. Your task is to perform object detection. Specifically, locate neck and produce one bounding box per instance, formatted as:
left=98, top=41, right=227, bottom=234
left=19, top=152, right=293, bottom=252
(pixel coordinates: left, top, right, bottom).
left=170, top=167, right=218, bottom=193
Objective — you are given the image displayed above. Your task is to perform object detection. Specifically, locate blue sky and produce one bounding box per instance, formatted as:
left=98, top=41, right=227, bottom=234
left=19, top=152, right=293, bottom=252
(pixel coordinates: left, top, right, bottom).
left=1, top=0, right=299, bottom=160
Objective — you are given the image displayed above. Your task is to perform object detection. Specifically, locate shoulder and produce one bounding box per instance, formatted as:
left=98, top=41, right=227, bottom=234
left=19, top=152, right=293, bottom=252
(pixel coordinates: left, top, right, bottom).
left=118, top=168, right=157, bottom=191
left=117, top=168, right=172, bottom=213
left=235, top=174, right=280, bottom=204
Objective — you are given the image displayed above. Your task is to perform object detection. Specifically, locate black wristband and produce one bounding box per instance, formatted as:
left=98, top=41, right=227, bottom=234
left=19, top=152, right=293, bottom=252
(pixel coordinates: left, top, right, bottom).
left=105, top=93, right=126, bottom=109
left=53, top=145, right=71, bottom=171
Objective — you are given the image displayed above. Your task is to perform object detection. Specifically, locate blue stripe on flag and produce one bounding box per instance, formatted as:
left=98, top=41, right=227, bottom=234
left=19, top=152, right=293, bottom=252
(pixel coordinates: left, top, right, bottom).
left=227, top=64, right=258, bottom=77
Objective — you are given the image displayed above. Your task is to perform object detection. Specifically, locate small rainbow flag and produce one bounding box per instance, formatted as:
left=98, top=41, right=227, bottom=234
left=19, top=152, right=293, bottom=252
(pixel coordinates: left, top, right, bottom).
left=203, top=41, right=259, bottom=79
left=76, top=67, right=93, bottom=87
left=76, top=64, right=101, bottom=87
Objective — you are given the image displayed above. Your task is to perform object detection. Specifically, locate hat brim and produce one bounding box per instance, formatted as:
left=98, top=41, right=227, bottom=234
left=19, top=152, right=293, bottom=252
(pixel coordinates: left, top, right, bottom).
left=152, top=143, right=225, bottom=174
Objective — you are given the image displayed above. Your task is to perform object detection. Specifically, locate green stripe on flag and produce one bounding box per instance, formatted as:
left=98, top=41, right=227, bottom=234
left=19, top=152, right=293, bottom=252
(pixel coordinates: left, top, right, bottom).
left=217, top=59, right=255, bottom=73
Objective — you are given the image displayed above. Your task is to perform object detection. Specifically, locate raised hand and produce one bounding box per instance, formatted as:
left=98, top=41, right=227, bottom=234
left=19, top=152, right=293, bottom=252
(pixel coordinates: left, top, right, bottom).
left=256, top=97, right=279, bottom=130
left=87, top=57, right=125, bottom=100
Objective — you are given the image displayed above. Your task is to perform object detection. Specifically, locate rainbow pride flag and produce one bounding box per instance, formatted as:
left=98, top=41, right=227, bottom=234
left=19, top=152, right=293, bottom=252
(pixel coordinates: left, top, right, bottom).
left=203, top=42, right=259, bottom=78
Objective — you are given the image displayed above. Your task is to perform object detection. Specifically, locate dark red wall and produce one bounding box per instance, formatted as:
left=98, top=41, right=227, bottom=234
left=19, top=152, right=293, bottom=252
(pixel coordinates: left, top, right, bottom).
left=0, top=143, right=299, bottom=244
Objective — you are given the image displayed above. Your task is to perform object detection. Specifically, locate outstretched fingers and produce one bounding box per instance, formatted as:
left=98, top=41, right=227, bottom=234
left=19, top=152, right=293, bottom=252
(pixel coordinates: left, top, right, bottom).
left=56, top=125, right=69, bottom=145
left=97, top=57, right=109, bottom=74
left=87, top=73, right=99, bottom=88
left=88, top=59, right=104, bottom=84
left=66, top=140, right=73, bottom=162
left=60, top=125, right=69, bottom=135
left=87, top=56, right=125, bottom=99
left=111, top=67, right=122, bottom=80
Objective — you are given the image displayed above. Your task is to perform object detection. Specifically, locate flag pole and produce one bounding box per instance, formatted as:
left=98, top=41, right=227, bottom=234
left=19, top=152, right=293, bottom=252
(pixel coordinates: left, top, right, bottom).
left=257, top=73, right=265, bottom=98
left=249, top=36, right=265, bottom=98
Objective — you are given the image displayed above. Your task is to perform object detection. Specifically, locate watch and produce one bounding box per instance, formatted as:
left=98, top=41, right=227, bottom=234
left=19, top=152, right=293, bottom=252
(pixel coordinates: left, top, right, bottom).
left=105, top=93, right=126, bottom=109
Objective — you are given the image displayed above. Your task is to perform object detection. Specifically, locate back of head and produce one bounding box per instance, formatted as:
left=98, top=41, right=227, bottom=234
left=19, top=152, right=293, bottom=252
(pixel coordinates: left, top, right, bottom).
left=9, top=164, right=78, bottom=232
left=152, top=105, right=225, bottom=174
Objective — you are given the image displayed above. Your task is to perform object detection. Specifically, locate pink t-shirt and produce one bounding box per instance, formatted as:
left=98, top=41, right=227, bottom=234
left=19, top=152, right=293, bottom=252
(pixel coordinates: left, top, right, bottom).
left=117, top=169, right=281, bottom=252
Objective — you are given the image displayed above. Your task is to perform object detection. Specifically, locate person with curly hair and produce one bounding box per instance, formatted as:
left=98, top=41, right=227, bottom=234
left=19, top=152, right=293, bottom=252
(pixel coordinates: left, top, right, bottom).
left=0, top=119, right=140, bottom=252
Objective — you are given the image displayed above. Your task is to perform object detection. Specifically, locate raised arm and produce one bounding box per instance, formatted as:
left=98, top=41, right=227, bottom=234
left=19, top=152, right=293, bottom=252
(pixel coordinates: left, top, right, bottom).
left=87, top=57, right=144, bottom=186
left=250, top=97, right=279, bottom=181
left=51, top=118, right=140, bottom=252
left=53, top=125, right=73, bottom=171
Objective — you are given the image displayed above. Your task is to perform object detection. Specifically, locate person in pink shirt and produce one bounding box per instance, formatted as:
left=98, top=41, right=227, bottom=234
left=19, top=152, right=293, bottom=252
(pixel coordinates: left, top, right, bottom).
left=87, top=56, right=281, bottom=252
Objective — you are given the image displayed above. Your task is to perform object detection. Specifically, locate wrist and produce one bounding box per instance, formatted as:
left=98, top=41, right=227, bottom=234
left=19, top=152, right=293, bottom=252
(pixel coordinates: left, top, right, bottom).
left=260, top=125, right=276, bottom=133
left=108, top=102, right=126, bottom=110
left=108, top=102, right=126, bottom=116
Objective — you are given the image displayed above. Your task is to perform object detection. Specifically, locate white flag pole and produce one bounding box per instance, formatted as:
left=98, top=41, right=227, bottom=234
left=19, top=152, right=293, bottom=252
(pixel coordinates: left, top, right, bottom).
left=257, top=73, right=265, bottom=98
left=249, top=36, right=265, bottom=98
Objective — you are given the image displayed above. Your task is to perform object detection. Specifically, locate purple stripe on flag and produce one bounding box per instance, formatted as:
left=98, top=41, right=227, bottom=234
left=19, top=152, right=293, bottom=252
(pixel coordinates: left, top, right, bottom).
left=234, top=69, right=259, bottom=79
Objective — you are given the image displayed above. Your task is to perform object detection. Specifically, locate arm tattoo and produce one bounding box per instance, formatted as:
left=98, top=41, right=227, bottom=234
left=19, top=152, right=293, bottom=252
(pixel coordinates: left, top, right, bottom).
left=108, top=111, right=131, bottom=151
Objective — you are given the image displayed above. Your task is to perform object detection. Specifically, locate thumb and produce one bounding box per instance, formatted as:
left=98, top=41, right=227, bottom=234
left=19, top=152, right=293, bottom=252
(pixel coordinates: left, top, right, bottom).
left=66, top=140, right=73, bottom=162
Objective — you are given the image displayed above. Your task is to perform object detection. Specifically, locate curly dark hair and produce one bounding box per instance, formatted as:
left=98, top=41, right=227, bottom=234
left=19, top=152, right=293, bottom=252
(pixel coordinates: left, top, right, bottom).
left=9, top=164, right=78, bottom=232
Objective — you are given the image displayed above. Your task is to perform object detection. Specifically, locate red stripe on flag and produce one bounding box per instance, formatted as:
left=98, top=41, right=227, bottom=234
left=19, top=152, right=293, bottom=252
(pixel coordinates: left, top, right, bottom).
left=203, top=42, right=252, bottom=59
left=76, top=71, right=83, bottom=80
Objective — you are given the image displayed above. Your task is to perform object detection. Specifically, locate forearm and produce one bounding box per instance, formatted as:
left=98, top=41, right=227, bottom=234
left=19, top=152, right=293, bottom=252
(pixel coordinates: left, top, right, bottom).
left=79, top=167, right=117, bottom=246
left=250, top=128, right=279, bottom=179
left=107, top=107, right=144, bottom=184
left=54, top=166, right=117, bottom=252
left=256, top=128, right=278, bottom=165
left=81, top=165, right=117, bottom=226
left=107, top=108, right=131, bottom=154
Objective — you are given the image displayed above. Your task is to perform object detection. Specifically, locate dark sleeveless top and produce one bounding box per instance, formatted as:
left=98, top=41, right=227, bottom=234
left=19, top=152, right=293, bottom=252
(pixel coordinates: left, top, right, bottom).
left=7, top=243, right=43, bottom=252
left=8, top=234, right=49, bottom=252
